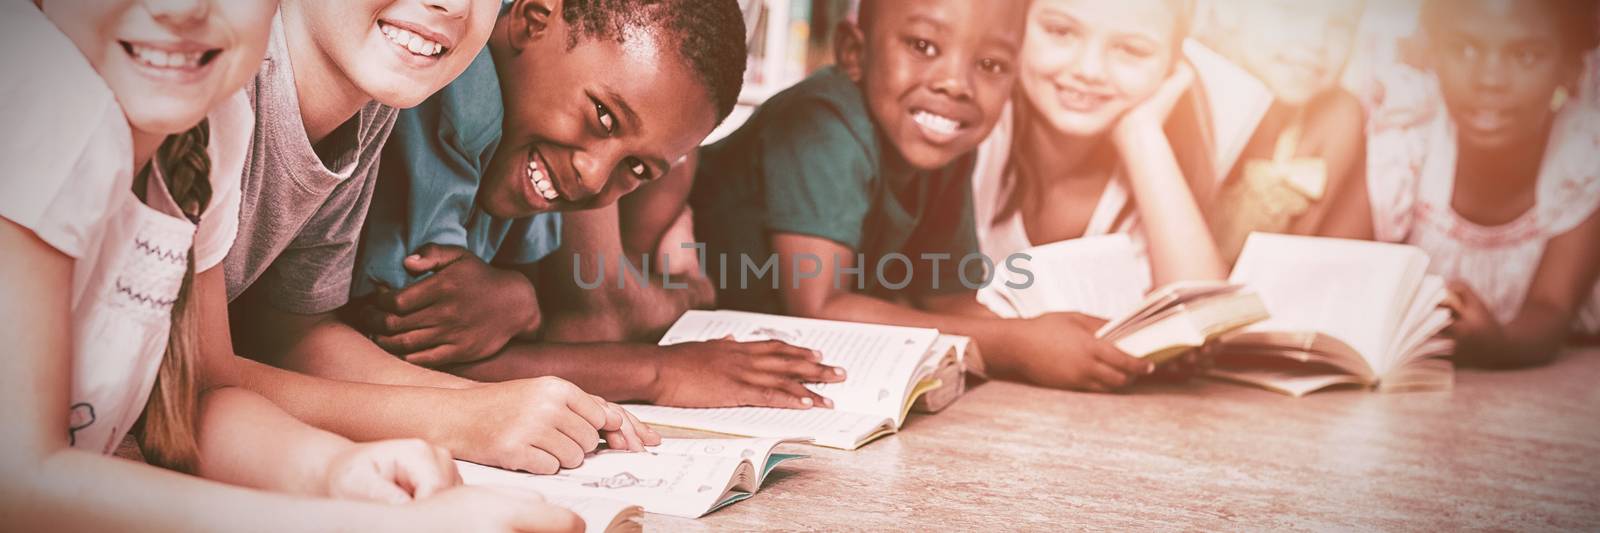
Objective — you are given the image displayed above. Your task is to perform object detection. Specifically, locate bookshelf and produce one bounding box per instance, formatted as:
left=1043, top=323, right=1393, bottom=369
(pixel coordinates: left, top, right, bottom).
left=707, top=0, right=853, bottom=144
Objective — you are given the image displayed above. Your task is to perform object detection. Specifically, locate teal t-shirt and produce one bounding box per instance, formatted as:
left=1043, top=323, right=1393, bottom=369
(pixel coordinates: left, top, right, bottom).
left=353, top=47, right=561, bottom=298
left=690, top=66, right=981, bottom=313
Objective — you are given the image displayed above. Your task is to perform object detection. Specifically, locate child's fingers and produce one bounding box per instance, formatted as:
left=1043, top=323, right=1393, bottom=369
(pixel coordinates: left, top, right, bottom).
left=404, top=344, right=476, bottom=368
left=376, top=275, right=449, bottom=315
left=750, top=354, right=846, bottom=383
left=1088, top=362, right=1135, bottom=390
left=388, top=441, right=458, bottom=501
left=590, top=395, right=626, bottom=432
left=624, top=408, right=661, bottom=446
left=1093, top=343, right=1155, bottom=377
left=374, top=328, right=447, bottom=356
left=404, top=243, right=472, bottom=275
left=747, top=340, right=823, bottom=361
left=499, top=447, right=562, bottom=476
left=528, top=429, right=588, bottom=470
left=359, top=305, right=432, bottom=336
left=772, top=380, right=831, bottom=409
left=507, top=500, right=584, bottom=533
left=1145, top=62, right=1196, bottom=118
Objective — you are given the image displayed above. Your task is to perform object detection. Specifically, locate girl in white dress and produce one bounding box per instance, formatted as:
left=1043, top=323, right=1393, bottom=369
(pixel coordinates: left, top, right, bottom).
left=1363, top=0, right=1600, bottom=367
left=0, top=1, right=576, bottom=530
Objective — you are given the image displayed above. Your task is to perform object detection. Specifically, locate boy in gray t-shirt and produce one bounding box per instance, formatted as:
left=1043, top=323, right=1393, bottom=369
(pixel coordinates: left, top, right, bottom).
left=221, top=2, right=656, bottom=476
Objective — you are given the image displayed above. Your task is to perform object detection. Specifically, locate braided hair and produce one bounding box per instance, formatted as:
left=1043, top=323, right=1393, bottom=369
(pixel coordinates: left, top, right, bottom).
left=133, top=120, right=211, bottom=474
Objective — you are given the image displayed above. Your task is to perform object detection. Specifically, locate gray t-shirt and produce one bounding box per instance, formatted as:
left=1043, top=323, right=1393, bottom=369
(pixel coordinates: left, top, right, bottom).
left=224, top=18, right=398, bottom=314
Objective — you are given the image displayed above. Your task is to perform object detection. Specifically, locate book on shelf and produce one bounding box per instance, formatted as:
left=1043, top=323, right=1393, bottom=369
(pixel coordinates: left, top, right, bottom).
left=457, top=437, right=806, bottom=520
left=983, top=234, right=1270, bottom=363
left=626, top=310, right=977, bottom=450
left=1211, top=233, right=1455, bottom=397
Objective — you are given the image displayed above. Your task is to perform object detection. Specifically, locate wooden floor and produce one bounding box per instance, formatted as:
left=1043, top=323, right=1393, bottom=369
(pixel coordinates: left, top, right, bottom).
left=643, top=349, right=1600, bottom=531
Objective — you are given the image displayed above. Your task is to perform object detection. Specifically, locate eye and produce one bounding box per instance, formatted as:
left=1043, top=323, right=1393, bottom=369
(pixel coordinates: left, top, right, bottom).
left=1042, top=23, right=1074, bottom=39
left=594, top=101, right=616, bottom=135
left=906, top=38, right=939, bottom=58
left=625, top=158, right=652, bottom=180
left=1513, top=48, right=1544, bottom=67
left=979, top=57, right=1008, bottom=75
left=1114, top=44, right=1153, bottom=60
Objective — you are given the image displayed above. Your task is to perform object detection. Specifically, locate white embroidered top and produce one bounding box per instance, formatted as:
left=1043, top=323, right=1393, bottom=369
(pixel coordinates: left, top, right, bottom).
left=1366, top=64, right=1600, bottom=334
left=0, top=3, right=248, bottom=454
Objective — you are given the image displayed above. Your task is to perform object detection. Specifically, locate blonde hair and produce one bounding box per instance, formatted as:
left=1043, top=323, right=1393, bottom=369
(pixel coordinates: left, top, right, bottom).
left=133, top=122, right=211, bottom=474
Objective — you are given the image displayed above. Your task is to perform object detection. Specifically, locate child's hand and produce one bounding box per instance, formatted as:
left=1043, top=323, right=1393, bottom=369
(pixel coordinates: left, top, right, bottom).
left=357, top=244, right=541, bottom=367
left=442, top=377, right=655, bottom=474
left=593, top=395, right=662, bottom=451
left=1146, top=345, right=1215, bottom=383
left=1442, top=280, right=1509, bottom=365
left=651, top=339, right=845, bottom=409
left=1111, top=63, right=1195, bottom=148
left=1010, top=313, right=1155, bottom=392
left=400, top=486, right=582, bottom=533
left=321, top=439, right=460, bottom=504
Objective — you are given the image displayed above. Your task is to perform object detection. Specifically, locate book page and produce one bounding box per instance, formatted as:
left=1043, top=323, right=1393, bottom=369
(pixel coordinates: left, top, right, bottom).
left=1209, top=368, right=1373, bottom=397
left=625, top=403, right=890, bottom=450
left=1380, top=275, right=1450, bottom=373
left=993, top=234, right=1151, bottom=320
left=1230, top=234, right=1427, bottom=368
left=456, top=447, right=745, bottom=518
left=645, top=437, right=805, bottom=487
left=541, top=495, right=641, bottom=533
left=660, top=311, right=939, bottom=418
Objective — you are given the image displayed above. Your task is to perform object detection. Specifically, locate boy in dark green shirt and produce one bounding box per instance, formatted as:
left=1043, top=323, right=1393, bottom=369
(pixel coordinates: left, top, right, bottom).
left=692, top=0, right=1156, bottom=390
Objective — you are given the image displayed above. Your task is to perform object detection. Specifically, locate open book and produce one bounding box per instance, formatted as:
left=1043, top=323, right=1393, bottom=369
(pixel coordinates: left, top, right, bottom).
left=626, top=310, right=974, bottom=450
left=457, top=437, right=806, bottom=520
left=1212, top=233, right=1455, bottom=396
left=982, top=234, right=1269, bottom=363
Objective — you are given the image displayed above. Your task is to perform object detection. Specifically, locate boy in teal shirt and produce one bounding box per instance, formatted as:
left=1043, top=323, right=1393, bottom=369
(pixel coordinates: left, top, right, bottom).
left=351, top=0, right=847, bottom=409
left=692, top=0, right=1157, bottom=391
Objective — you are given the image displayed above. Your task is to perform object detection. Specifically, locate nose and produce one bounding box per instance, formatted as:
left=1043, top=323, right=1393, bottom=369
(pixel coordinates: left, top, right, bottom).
left=143, top=0, right=209, bottom=28
left=1069, top=39, right=1108, bottom=86
left=568, top=148, right=617, bottom=202
left=423, top=0, right=471, bottom=17
left=928, top=53, right=975, bottom=101
left=1471, top=52, right=1512, bottom=94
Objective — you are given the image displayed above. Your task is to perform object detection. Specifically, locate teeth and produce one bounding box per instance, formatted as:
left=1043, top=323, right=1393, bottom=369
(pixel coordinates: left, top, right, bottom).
left=526, top=158, right=560, bottom=201
left=127, top=44, right=205, bottom=69
left=380, top=23, right=444, bottom=57
left=913, top=110, right=961, bottom=136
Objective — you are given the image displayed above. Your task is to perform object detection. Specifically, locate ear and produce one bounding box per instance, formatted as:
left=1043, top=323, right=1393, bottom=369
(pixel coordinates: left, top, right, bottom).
left=834, top=20, right=867, bottom=82
left=507, top=0, right=560, bottom=53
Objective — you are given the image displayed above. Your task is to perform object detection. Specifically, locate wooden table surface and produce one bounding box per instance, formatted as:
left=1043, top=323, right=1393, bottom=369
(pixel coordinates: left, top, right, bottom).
left=642, top=349, right=1600, bottom=531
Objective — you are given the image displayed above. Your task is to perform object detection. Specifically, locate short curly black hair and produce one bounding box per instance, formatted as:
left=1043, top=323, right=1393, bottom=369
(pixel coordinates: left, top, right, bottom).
left=1422, top=0, right=1599, bottom=62
left=563, top=0, right=748, bottom=124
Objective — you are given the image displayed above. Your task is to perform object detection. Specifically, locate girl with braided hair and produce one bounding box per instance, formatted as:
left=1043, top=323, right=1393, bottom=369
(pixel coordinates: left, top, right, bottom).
left=0, top=1, right=579, bottom=530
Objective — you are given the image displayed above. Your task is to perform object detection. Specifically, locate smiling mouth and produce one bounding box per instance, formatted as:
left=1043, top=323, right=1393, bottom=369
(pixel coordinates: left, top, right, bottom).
left=1460, top=108, right=1514, bottom=134
left=379, top=21, right=446, bottom=58
left=911, top=109, right=967, bottom=140
left=526, top=149, right=562, bottom=202
left=1056, top=83, right=1111, bottom=112
left=121, top=42, right=221, bottom=70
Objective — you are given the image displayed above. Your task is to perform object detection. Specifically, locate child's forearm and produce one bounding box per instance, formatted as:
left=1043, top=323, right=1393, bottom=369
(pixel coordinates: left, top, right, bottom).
left=451, top=342, right=662, bottom=402
left=1, top=443, right=392, bottom=533
left=1472, top=304, right=1572, bottom=367
left=195, top=386, right=352, bottom=497
left=233, top=356, right=476, bottom=447
left=244, top=307, right=473, bottom=389
left=541, top=274, right=711, bottom=342
left=1115, top=127, right=1227, bottom=284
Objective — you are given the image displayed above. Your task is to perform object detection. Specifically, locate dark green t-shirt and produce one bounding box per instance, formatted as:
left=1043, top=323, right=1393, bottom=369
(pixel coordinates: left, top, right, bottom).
left=690, top=66, right=981, bottom=313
